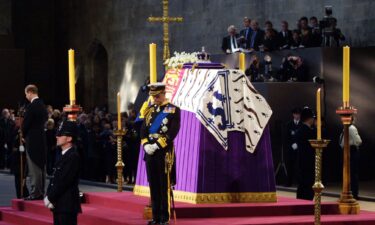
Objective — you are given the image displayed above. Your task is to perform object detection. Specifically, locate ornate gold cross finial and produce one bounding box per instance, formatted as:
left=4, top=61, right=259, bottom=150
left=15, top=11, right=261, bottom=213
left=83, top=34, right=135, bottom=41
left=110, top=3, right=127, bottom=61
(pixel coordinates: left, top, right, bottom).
left=148, top=0, right=183, bottom=60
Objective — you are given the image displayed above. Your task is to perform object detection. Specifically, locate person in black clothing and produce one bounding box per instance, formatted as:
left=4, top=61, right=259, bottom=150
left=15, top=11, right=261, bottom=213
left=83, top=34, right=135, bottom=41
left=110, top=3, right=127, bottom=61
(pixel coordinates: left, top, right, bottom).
left=124, top=109, right=141, bottom=184
left=44, top=120, right=82, bottom=225
left=0, top=108, right=16, bottom=169
left=100, top=122, right=116, bottom=184
left=46, top=119, right=57, bottom=176
left=284, top=108, right=302, bottom=187
left=290, top=30, right=302, bottom=49
left=239, top=17, right=252, bottom=49
left=278, top=21, right=293, bottom=49
left=296, top=107, right=316, bottom=200
left=22, top=84, right=48, bottom=200
left=221, top=25, right=240, bottom=54
left=299, top=17, right=313, bottom=47
left=247, top=20, right=265, bottom=51
left=310, top=16, right=322, bottom=47
left=263, top=29, right=279, bottom=51
left=141, top=83, right=180, bottom=225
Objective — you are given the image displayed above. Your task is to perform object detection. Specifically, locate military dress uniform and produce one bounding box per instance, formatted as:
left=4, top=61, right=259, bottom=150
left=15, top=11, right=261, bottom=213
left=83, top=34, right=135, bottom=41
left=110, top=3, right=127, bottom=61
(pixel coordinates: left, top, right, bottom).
left=46, top=121, right=82, bottom=225
left=141, top=83, right=180, bottom=225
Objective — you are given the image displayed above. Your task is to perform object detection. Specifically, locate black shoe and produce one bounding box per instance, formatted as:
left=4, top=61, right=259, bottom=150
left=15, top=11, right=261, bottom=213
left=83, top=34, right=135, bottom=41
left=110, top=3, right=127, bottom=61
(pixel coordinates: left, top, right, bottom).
left=24, top=195, right=43, bottom=201
left=160, top=222, right=169, bottom=225
left=147, top=220, right=159, bottom=225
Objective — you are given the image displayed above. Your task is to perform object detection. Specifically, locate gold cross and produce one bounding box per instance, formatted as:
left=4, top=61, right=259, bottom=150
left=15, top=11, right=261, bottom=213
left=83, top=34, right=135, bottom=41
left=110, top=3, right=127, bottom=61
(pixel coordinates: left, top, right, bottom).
left=148, top=0, right=183, bottom=60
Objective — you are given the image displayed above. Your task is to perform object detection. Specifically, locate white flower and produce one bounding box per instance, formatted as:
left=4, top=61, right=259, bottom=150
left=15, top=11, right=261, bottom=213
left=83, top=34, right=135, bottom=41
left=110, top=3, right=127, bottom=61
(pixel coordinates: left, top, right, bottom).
left=164, top=51, right=200, bottom=69
left=163, top=118, right=169, bottom=124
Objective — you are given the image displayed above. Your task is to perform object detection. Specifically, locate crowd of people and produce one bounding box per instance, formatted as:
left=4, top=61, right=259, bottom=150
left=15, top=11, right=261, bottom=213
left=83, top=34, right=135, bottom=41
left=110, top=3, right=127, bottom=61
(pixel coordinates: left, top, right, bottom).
left=222, top=16, right=345, bottom=54
left=0, top=103, right=141, bottom=188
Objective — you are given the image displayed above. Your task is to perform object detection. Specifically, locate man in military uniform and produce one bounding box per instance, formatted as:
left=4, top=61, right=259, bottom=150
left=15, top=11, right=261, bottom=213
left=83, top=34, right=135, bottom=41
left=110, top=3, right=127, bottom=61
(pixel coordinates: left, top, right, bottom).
left=44, top=120, right=82, bottom=225
left=141, top=82, right=180, bottom=225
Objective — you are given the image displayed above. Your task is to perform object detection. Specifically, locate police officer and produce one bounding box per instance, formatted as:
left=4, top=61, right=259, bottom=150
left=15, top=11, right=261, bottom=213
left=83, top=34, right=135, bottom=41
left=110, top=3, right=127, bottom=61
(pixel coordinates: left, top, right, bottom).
left=141, top=83, right=180, bottom=225
left=44, top=120, right=82, bottom=225
left=295, top=107, right=316, bottom=200
left=284, top=107, right=302, bottom=187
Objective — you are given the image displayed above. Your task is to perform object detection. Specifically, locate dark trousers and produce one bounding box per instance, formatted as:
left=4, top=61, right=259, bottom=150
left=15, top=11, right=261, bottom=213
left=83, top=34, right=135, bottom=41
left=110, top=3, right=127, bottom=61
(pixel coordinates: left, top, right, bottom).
left=26, top=151, right=45, bottom=198
left=145, top=153, right=169, bottom=222
left=350, top=146, right=359, bottom=199
left=286, top=149, right=298, bottom=186
left=53, top=212, right=77, bottom=225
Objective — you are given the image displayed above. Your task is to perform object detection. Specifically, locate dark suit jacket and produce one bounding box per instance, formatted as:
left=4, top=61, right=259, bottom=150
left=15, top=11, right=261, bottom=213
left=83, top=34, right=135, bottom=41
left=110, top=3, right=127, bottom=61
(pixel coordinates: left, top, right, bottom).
left=246, top=29, right=265, bottom=51
left=221, top=34, right=240, bottom=53
left=47, top=147, right=82, bottom=214
left=22, top=98, right=48, bottom=168
left=239, top=28, right=252, bottom=48
left=277, top=30, right=293, bottom=48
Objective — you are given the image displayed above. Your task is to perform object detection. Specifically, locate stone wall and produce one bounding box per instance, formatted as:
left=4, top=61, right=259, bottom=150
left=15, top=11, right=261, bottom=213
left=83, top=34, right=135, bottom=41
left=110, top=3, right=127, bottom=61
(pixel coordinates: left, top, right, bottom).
left=49, top=1, right=375, bottom=111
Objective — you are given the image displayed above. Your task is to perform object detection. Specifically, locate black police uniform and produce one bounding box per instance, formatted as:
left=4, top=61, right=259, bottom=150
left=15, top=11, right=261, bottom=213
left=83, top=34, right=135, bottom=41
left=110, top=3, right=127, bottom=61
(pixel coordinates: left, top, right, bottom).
left=46, top=121, right=82, bottom=225
left=284, top=117, right=302, bottom=186
left=141, top=100, right=180, bottom=224
left=295, top=108, right=316, bottom=200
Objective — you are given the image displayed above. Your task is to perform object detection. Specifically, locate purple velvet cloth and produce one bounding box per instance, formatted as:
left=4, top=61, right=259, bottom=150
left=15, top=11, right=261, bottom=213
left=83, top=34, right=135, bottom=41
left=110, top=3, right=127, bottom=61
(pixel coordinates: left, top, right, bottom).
left=136, top=110, right=276, bottom=193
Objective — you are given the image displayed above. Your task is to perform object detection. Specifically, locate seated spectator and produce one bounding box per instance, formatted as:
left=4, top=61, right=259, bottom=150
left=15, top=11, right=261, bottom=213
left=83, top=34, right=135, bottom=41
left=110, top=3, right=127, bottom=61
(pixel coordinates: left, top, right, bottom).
left=221, top=25, right=240, bottom=54
left=264, top=20, right=278, bottom=35
left=299, top=17, right=313, bottom=47
left=245, top=55, right=260, bottom=82
left=310, top=16, right=322, bottom=47
left=263, top=29, right=279, bottom=51
left=247, top=20, right=265, bottom=51
left=278, top=21, right=293, bottom=49
left=239, top=17, right=252, bottom=49
left=290, top=30, right=301, bottom=49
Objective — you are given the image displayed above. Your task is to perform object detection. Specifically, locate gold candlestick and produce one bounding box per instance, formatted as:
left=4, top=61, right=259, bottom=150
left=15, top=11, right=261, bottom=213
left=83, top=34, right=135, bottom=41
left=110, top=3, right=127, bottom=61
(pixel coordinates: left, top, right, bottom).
left=309, top=139, right=330, bottom=225
left=114, top=129, right=126, bottom=192
left=63, top=104, right=82, bottom=122
left=336, top=106, right=360, bottom=214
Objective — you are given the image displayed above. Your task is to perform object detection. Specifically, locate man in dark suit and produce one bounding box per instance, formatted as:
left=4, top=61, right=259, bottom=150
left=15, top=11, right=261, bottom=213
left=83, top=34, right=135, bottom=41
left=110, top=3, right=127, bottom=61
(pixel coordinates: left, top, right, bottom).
left=278, top=21, right=293, bottom=49
left=247, top=20, right=265, bottom=51
left=22, top=84, right=48, bottom=200
left=221, top=25, right=240, bottom=54
left=239, top=17, right=252, bottom=49
left=141, top=83, right=180, bottom=225
left=44, top=120, right=81, bottom=225
left=296, top=107, right=316, bottom=200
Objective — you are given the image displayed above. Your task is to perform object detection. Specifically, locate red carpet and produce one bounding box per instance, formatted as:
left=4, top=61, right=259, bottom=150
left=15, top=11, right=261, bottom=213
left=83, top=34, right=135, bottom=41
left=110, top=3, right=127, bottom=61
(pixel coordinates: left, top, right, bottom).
left=0, top=192, right=375, bottom=225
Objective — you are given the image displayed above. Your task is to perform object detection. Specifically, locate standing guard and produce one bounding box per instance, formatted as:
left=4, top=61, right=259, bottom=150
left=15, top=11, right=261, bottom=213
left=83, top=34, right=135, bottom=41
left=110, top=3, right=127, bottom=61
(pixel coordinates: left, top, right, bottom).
left=141, top=82, right=180, bottom=225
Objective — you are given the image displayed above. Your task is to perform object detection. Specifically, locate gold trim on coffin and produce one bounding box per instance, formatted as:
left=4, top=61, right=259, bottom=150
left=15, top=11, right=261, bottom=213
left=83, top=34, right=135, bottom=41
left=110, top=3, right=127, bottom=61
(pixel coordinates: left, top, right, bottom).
left=133, top=185, right=277, bottom=204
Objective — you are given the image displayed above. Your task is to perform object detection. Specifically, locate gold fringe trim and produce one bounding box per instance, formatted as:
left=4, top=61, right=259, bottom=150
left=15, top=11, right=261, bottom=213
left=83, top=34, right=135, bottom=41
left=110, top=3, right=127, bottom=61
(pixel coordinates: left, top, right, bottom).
left=133, top=185, right=277, bottom=204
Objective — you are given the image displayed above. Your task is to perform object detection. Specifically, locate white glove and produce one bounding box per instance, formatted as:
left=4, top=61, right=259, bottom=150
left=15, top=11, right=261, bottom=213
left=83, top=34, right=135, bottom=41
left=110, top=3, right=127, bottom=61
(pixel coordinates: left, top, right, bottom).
left=44, top=196, right=54, bottom=209
left=144, top=144, right=155, bottom=155
left=149, top=143, right=159, bottom=151
left=19, top=145, right=25, bottom=152
left=291, top=143, right=298, bottom=150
